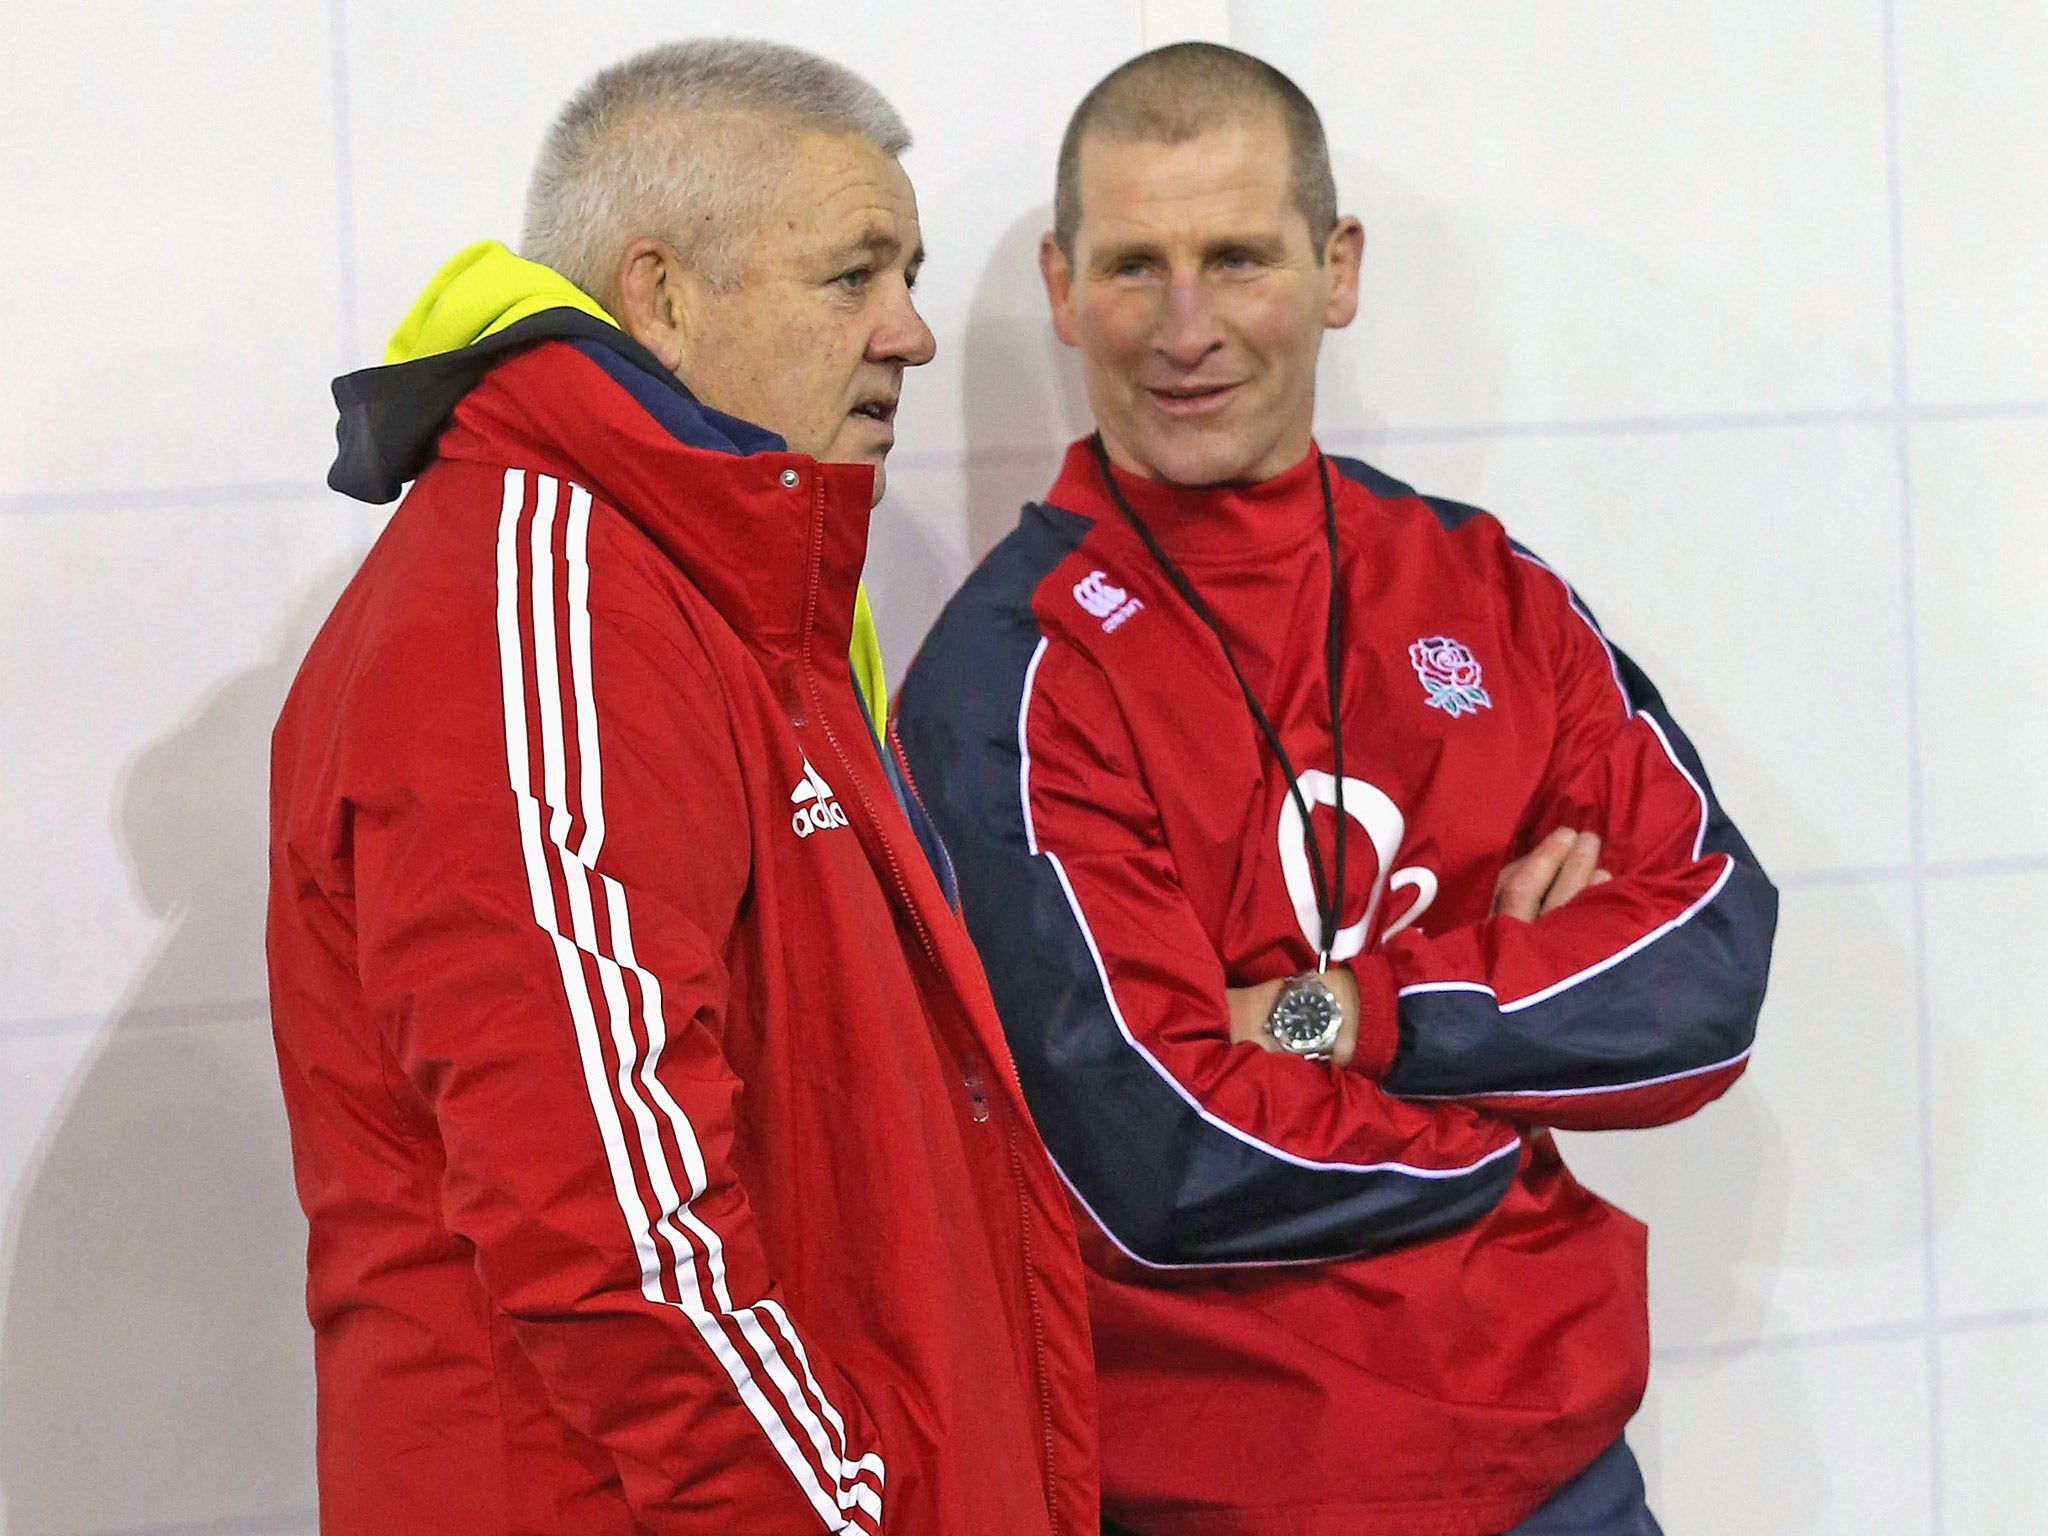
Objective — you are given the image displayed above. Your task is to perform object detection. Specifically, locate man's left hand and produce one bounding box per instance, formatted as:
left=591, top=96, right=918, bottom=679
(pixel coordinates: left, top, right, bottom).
left=1490, top=827, right=1612, bottom=923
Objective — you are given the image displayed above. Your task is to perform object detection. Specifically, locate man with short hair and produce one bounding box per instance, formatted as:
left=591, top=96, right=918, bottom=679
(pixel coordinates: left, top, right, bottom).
left=269, top=39, right=1096, bottom=1535
left=897, top=43, right=1776, bottom=1536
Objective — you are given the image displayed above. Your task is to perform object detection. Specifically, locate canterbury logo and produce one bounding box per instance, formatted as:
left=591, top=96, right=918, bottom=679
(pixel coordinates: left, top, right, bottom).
left=789, top=757, right=850, bottom=838
left=1072, top=569, right=1144, bottom=632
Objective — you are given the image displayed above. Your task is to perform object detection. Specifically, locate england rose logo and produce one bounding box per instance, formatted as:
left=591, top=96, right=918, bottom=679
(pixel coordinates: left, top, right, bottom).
left=1408, top=636, right=1493, bottom=718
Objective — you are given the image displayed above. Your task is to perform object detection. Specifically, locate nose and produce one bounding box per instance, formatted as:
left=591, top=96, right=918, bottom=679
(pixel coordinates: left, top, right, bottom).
left=1155, top=272, right=1223, bottom=368
left=872, top=281, right=937, bottom=368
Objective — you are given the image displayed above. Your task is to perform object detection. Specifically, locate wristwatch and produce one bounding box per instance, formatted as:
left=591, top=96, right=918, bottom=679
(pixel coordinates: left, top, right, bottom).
left=1263, top=972, right=1345, bottom=1061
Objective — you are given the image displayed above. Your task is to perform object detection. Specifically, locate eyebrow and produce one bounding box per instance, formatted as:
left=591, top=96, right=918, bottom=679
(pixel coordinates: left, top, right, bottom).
left=827, top=225, right=914, bottom=265
left=1087, top=231, right=1288, bottom=271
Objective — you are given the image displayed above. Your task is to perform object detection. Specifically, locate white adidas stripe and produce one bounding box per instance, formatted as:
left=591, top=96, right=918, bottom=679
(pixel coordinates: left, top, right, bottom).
left=548, top=496, right=876, bottom=1521
left=563, top=483, right=606, bottom=865
left=494, top=469, right=882, bottom=1531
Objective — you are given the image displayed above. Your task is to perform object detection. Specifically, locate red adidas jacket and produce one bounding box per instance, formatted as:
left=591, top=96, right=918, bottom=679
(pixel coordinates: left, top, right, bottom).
left=267, top=325, right=1097, bottom=1535
left=895, top=441, right=1777, bottom=1536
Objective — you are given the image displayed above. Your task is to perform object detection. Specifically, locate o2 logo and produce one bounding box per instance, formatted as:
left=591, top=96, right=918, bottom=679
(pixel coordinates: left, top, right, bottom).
left=1276, top=771, right=1437, bottom=961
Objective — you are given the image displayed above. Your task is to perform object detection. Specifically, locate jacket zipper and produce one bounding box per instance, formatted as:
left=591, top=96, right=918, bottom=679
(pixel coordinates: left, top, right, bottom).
left=1007, top=1118, right=1061, bottom=1535
left=794, top=479, right=942, bottom=976
left=795, top=477, right=1062, bottom=1529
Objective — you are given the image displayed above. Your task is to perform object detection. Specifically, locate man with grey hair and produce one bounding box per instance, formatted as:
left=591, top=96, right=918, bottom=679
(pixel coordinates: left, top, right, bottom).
left=899, top=41, right=1773, bottom=1536
left=272, top=38, right=1097, bottom=1536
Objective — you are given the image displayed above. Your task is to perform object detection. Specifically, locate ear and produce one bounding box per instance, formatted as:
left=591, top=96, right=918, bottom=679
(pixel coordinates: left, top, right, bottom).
left=612, top=237, right=704, bottom=378
left=1320, top=216, right=1365, bottom=330
left=1039, top=232, right=1081, bottom=349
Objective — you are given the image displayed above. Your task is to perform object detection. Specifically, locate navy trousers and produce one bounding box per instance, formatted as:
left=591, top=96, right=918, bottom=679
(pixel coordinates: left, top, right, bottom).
left=1502, top=1438, right=1663, bottom=1536
left=1101, top=1437, right=1664, bottom=1536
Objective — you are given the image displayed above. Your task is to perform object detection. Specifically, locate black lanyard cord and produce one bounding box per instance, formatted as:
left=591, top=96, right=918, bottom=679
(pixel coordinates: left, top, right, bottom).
left=1088, top=435, right=1348, bottom=965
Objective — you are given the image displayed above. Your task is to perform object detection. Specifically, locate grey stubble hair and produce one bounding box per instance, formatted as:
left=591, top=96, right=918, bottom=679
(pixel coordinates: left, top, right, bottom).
left=522, top=38, right=911, bottom=306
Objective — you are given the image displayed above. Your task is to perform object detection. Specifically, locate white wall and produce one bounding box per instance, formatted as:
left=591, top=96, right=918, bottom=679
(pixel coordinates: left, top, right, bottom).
left=1, top=3, right=2040, bottom=1532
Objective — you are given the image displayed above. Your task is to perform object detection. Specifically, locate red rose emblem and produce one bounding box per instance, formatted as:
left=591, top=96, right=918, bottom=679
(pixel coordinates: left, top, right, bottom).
left=1408, top=636, right=1492, bottom=717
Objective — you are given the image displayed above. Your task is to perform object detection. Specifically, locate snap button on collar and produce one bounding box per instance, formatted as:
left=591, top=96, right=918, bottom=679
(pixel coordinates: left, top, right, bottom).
left=779, top=468, right=801, bottom=489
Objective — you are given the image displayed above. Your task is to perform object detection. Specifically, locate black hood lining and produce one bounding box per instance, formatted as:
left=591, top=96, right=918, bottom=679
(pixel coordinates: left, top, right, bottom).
left=327, top=310, right=681, bottom=504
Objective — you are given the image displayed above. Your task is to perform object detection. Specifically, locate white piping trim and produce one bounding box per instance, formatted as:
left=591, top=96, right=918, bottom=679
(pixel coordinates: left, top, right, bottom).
left=1511, top=546, right=1631, bottom=717
left=1396, top=980, right=1497, bottom=999
left=1498, top=857, right=1734, bottom=1013
left=1400, top=1045, right=1753, bottom=1102
left=1511, top=547, right=1714, bottom=860
left=496, top=473, right=665, bottom=1294
left=1639, top=711, right=1711, bottom=862
left=1017, top=637, right=1049, bottom=856
left=496, top=470, right=879, bottom=1531
left=1394, top=857, right=1734, bottom=1016
left=1041, top=853, right=1518, bottom=1182
left=1043, top=1143, right=1477, bottom=1273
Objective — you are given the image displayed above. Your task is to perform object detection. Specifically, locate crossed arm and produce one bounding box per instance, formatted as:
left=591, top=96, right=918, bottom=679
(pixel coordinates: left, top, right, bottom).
left=898, top=547, right=1773, bottom=1267
left=1018, top=551, right=1775, bottom=1156
left=1228, top=827, right=1611, bottom=1066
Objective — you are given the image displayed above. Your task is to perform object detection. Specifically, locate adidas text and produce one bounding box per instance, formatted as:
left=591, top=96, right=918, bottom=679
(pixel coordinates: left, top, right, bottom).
left=789, top=756, right=850, bottom=838
left=792, top=801, right=850, bottom=838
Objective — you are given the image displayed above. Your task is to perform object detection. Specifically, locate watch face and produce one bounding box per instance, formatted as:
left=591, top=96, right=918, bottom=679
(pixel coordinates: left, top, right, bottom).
left=1268, top=975, right=1342, bottom=1054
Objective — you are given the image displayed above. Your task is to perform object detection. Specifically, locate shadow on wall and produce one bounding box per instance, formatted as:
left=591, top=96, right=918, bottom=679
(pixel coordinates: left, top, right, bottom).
left=1308, top=150, right=1499, bottom=458
left=957, top=205, right=1094, bottom=562
left=865, top=204, right=1092, bottom=677
left=1592, top=1076, right=1832, bottom=1532
left=1314, top=152, right=1845, bottom=1519
left=0, top=565, right=360, bottom=1535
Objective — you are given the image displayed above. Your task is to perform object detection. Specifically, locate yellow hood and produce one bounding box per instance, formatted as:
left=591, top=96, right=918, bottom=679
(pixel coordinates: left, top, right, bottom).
left=386, top=241, right=890, bottom=735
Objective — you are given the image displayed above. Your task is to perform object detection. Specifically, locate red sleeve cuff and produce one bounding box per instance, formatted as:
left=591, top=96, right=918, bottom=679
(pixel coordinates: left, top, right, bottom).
left=1346, top=954, right=1401, bottom=1081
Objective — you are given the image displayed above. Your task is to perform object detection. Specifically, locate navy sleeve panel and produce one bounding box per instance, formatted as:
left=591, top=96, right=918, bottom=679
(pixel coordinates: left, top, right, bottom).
left=1382, top=863, right=1771, bottom=1102
left=1328, top=454, right=1485, bottom=532
left=896, top=508, right=1519, bottom=1268
left=567, top=338, right=786, bottom=456
left=1378, top=534, right=1778, bottom=1126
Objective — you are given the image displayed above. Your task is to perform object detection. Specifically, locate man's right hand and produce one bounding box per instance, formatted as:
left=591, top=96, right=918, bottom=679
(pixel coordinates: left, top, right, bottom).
left=1227, top=968, right=1366, bottom=1068
left=1489, top=827, right=1612, bottom=923
left=1224, top=829, right=1608, bottom=1062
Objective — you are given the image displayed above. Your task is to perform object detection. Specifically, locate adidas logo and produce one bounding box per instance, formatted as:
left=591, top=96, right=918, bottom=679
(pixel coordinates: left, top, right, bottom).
left=789, top=756, right=850, bottom=838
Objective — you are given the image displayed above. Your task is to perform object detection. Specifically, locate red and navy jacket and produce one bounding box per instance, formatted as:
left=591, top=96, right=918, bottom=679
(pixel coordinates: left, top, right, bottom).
left=894, top=440, right=1777, bottom=1536
left=270, top=319, right=1096, bottom=1535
